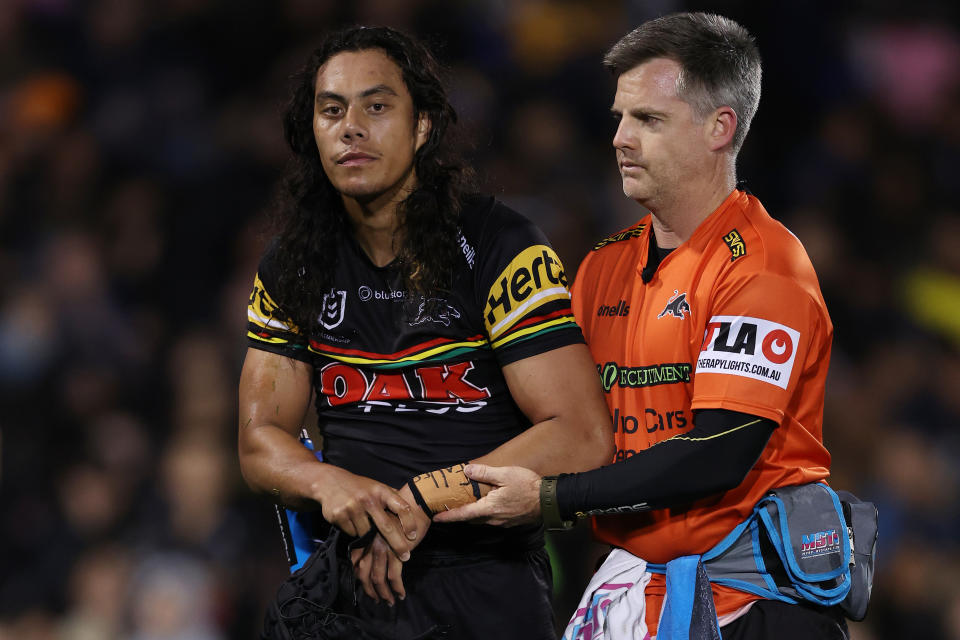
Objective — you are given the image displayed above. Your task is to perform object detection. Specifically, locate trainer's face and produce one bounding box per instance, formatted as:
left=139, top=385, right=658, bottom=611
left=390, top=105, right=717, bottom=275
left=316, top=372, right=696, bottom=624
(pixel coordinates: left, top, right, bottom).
left=313, top=49, right=430, bottom=204
left=611, top=57, right=707, bottom=209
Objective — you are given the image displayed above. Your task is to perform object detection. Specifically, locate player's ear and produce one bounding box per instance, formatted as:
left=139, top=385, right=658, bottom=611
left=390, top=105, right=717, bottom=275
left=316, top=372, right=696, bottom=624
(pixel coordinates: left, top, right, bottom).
left=706, top=106, right=737, bottom=152
left=415, top=112, right=432, bottom=151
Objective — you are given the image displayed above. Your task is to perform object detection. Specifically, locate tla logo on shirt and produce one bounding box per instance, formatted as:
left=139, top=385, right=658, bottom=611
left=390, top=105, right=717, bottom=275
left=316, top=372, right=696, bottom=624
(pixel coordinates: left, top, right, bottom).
left=658, top=290, right=691, bottom=319
left=696, top=315, right=800, bottom=389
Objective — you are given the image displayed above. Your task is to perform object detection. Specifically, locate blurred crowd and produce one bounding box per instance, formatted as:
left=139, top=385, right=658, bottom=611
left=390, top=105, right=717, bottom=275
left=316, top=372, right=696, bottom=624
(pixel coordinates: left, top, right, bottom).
left=1, top=0, right=958, bottom=638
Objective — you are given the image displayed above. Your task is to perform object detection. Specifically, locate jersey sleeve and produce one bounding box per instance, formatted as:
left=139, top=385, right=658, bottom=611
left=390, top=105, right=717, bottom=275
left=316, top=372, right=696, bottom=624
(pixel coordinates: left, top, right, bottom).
left=691, top=270, right=831, bottom=424
left=569, top=252, right=597, bottom=343
left=474, top=205, right=584, bottom=366
left=246, top=249, right=313, bottom=364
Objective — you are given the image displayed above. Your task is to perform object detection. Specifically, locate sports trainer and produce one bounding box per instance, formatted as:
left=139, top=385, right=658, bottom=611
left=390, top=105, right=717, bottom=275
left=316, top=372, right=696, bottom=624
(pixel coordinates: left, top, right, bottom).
left=237, top=26, right=613, bottom=639
left=437, top=13, right=848, bottom=638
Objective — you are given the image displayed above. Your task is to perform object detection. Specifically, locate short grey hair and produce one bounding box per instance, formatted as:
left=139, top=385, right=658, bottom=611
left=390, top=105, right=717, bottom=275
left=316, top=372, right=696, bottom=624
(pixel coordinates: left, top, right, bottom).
left=604, top=12, right=762, bottom=153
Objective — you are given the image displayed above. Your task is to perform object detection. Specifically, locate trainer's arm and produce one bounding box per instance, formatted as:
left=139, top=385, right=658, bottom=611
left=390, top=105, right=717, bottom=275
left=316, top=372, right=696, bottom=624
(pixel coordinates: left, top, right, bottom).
left=238, top=348, right=426, bottom=555
left=474, top=342, right=615, bottom=473
left=435, top=409, right=774, bottom=526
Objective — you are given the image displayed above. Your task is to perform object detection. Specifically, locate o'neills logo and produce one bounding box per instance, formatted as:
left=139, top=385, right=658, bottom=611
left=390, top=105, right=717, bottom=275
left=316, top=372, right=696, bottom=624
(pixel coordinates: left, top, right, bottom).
left=458, top=232, right=476, bottom=269
left=483, top=245, right=569, bottom=339
left=598, top=361, right=692, bottom=392
left=597, top=300, right=630, bottom=317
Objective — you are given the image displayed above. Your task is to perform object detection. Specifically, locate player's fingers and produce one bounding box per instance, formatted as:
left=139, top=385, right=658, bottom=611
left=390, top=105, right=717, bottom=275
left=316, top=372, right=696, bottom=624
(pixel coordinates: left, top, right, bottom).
left=354, top=553, right=379, bottom=602
left=385, top=493, right=419, bottom=541
left=370, top=543, right=394, bottom=605
left=338, top=518, right=359, bottom=538
left=350, top=513, right=371, bottom=540
left=387, top=552, right=405, bottom=600
left=367, top=509, right=411, bottom=561
left=350, top=547, right=363, bottom=568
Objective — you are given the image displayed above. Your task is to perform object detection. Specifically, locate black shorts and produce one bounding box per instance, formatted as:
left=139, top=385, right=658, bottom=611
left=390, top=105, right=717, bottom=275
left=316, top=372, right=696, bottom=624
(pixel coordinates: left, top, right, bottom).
left=720, top=599, right=849, bottom=640
left=349, top=547, right=555, bottom=640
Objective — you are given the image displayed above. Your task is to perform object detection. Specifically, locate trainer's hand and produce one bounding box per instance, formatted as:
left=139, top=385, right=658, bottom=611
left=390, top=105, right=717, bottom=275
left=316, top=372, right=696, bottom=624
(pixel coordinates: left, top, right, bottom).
left=315, top=466, right=423, bottom=559
left=432, top=464, right=542, bottom=527
left=351, top=532, right=405, bottom=605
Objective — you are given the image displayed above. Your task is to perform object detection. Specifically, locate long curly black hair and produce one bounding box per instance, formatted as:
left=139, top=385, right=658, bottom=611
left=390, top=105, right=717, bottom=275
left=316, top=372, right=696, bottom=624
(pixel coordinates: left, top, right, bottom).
left=272, top=26, right=473, bottom=333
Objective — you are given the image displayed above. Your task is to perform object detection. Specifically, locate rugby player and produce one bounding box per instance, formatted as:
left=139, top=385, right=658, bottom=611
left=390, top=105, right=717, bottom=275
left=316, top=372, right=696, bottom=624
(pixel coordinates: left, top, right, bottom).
left=238, top=26, right=613, bottom=639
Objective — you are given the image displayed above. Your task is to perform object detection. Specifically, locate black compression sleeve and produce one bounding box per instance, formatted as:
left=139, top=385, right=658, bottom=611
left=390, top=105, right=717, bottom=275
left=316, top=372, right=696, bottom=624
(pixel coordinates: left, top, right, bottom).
left=555, top=409, right=776, bottom=518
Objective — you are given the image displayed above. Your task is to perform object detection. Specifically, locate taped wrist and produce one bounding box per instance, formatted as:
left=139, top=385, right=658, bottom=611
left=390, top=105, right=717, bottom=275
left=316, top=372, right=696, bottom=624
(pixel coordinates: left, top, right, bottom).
left=406, top=463, right=482, bottom=517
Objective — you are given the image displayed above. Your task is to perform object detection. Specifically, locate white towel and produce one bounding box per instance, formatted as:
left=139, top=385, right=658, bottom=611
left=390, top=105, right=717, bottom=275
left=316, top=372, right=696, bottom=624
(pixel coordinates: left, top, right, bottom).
left=563, top=548, right=652, bottom=640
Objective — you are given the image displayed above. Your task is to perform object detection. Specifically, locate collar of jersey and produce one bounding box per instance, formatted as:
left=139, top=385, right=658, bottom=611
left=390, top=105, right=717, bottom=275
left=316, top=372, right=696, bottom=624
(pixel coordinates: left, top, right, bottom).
left=635, top=188, right=747, bottom=280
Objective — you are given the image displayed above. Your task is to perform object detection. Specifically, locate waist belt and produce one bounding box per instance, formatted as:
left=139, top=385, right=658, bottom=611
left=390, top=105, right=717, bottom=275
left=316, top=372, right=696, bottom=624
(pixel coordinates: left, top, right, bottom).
left=647, top=482, right=878, bottom=624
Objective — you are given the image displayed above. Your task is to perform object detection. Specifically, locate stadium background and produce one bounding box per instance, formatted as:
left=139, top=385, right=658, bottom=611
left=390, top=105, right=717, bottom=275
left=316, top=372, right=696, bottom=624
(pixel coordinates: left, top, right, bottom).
left=1, top=0, right=958, bottom=637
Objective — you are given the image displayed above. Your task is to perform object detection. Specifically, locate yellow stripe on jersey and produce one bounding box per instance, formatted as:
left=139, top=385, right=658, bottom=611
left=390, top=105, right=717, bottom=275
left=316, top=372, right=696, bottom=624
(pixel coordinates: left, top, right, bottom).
left=490, top=315, right=578, bottom=350
left=313, top=336, right=490, bottom=366
left=248, top=273, right=301, bottom=334
left=483, top=245, right=570, bottom=340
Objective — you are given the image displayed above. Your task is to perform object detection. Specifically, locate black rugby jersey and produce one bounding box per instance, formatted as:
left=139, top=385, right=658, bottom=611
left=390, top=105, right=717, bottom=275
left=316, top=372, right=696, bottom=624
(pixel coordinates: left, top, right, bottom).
left=247, top=195, right=583, bottom=550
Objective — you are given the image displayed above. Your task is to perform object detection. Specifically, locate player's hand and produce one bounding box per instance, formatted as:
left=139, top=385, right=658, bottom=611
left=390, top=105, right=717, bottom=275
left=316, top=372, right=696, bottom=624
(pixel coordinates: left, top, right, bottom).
left=351, top=531, right=406, bottom=605
left=313, top=466, right=423, bottom=559
left=350, top=483, right=431, bottom=603
left=432, top=464, right=542, bottom=527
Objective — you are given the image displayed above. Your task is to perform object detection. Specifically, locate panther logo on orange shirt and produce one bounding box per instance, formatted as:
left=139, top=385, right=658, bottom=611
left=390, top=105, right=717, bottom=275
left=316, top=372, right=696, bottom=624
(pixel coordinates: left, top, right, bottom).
left=657, top=290, right=691, bottom=319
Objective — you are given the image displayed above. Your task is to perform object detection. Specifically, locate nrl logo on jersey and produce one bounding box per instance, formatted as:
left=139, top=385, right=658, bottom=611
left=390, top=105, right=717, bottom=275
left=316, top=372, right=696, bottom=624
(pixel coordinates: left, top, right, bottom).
left=319, top=288, right=347, bottom=329
left=658, top=290, right=691, bottom=319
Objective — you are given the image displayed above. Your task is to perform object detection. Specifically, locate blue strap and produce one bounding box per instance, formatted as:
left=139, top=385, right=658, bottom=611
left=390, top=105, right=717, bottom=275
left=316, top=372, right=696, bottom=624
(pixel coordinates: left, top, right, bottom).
left=658, top=556, right=721, bottom=640
left=288, top=433, right=324, bottom=572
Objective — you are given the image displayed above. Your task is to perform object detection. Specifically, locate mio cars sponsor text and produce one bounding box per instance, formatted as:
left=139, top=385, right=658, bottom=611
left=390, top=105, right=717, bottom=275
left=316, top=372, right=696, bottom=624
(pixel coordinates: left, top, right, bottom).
left=696, top=315, right=800, bottom=389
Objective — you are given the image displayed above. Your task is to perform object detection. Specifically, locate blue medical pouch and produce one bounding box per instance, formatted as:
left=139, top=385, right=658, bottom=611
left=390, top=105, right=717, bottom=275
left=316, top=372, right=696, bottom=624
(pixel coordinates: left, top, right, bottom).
left=698, top=483, right=877, bottom=621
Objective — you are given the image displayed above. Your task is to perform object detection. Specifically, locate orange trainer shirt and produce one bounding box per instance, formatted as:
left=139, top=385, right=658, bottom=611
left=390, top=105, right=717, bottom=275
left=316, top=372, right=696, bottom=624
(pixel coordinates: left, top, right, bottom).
left=570, top=189, right=833, bottom=633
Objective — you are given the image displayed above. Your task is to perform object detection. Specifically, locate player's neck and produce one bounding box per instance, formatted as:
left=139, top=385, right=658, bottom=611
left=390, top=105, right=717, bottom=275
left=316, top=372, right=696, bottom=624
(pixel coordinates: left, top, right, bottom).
left=649, top=164, right=736, bottom=249
left=343, top=171, right=417, bottom=267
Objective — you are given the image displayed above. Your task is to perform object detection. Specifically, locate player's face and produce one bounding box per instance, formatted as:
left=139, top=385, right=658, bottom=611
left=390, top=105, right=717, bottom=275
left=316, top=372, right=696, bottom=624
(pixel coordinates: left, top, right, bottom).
left=611, top=57, right=708, bottom=209
left=313, top=49, right=430, bottom=204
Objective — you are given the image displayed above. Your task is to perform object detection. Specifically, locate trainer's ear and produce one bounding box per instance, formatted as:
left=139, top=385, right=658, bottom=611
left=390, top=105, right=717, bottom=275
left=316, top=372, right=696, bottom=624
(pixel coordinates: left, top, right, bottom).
left=706, top=106, right=737, bottom=152
left=415, top=112, right=432, bottom=151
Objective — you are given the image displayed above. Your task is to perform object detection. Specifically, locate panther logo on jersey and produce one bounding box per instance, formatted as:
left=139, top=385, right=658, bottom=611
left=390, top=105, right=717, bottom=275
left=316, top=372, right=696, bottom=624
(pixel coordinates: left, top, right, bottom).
left=320, top=289, right=347, bottom=330
left=409, top=298, right=462, bottom=327
left=658, top=290, right=691, bottom=319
